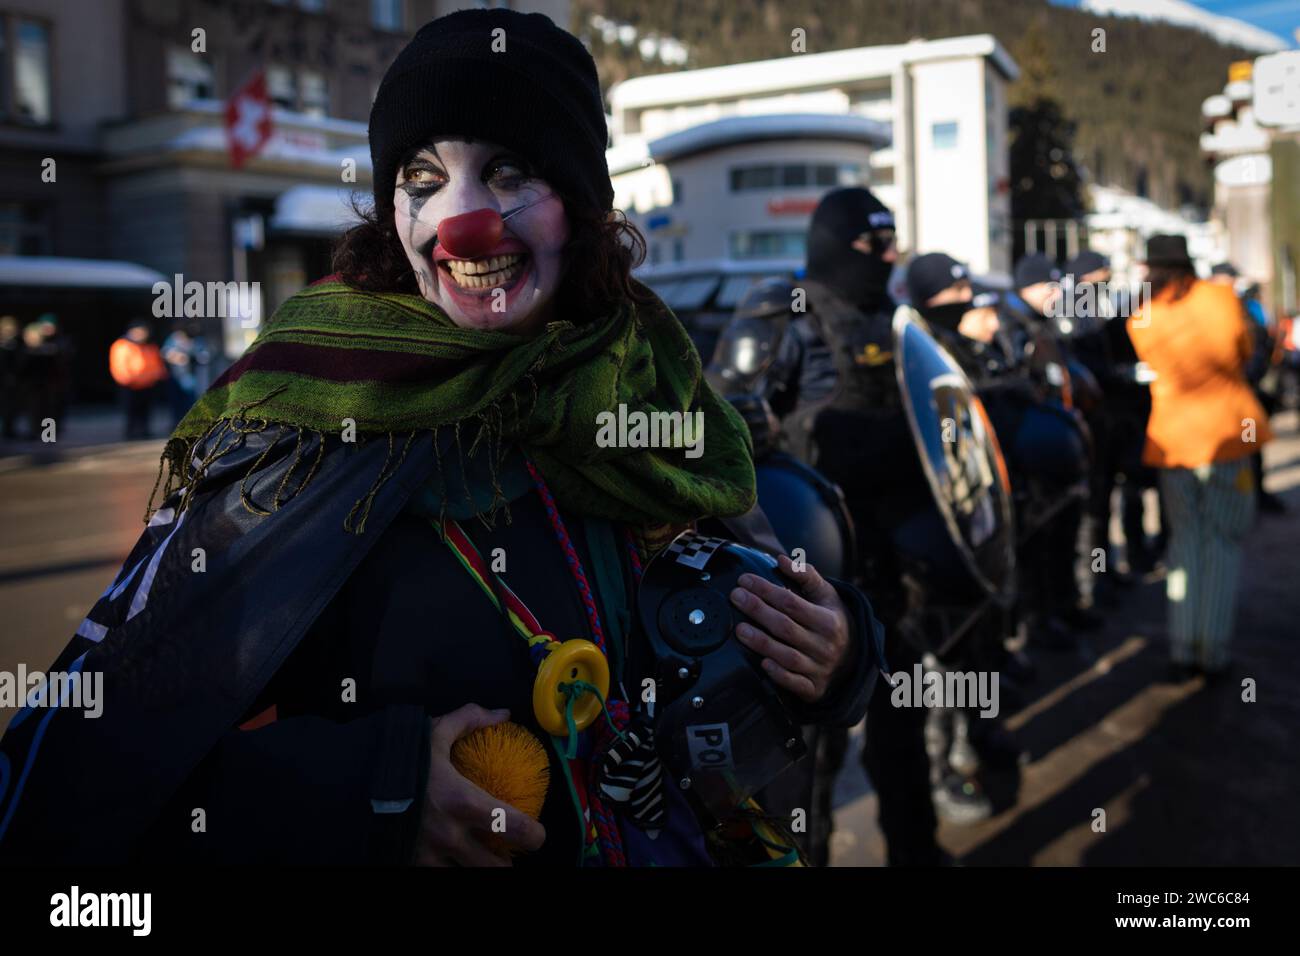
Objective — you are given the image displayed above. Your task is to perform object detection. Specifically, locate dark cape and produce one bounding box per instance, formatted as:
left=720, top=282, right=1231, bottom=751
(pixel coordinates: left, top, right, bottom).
left=0, top=420, right=880, bottom=865
left=0, top=424, right=435, bottom=863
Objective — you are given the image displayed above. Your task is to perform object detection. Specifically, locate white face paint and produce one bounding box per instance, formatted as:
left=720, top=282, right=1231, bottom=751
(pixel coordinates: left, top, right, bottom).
left=394, top=137, right=569, bottom=335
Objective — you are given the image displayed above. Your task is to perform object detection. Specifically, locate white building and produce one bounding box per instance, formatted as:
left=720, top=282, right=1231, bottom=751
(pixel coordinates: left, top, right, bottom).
left=607, top=35, right=1020, bottom=276
left=1074, top=184, right=1220, bottom=293
left=609, top=114, right=887, bottom=269
left=1200, top=53, right=1300, bottom=312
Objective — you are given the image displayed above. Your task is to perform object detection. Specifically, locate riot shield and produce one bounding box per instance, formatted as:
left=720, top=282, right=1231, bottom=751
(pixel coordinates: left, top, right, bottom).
left=892, top=306, right=1016, bottom=599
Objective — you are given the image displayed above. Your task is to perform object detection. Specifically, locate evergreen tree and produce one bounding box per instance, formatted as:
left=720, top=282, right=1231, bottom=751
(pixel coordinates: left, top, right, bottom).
left=1007, top=16, right=1086, bottom=258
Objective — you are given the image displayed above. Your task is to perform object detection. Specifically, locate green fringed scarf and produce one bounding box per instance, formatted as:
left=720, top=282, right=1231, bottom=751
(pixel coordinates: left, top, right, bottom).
left=151, top=277, right=756, bottom=533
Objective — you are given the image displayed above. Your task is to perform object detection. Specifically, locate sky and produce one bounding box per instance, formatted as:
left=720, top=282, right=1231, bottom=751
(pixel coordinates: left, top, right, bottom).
left=1195, top=0, right=1297, bottom=43
left=1054, top=0, right=1297, bottom=48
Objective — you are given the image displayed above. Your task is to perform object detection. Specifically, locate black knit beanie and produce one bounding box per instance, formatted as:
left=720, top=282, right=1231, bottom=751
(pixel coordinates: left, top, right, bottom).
left=906, top=252, right=968, bottom=306
left=368, top=9, right=612, bottom=216
left=1013, top=253, right=1061, bottom=290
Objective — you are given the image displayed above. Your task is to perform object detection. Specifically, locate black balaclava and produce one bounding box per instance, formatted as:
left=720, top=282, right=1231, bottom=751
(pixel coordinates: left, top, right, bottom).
left=805, top=187, right=896, bottom=313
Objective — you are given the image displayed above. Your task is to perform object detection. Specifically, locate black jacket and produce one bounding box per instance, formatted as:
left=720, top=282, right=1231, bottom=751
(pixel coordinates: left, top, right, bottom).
left=0, top=425, right=881, bottom=865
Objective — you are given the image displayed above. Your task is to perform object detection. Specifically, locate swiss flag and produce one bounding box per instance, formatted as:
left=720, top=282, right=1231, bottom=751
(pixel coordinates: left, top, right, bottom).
left=225, top=70, right=273, bottom=169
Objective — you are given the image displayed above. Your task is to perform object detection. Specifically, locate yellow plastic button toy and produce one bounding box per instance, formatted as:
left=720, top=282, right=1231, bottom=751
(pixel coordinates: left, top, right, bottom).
left=532, top=639, right=610, bottom=737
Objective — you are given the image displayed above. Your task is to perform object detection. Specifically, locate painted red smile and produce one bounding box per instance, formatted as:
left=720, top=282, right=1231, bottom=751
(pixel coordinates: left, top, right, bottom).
left=432, top=239, right=530, bottom=296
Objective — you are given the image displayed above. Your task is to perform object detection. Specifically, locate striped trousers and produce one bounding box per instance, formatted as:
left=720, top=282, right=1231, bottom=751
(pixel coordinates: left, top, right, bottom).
left=1159, top=458, right=1256, bottom=670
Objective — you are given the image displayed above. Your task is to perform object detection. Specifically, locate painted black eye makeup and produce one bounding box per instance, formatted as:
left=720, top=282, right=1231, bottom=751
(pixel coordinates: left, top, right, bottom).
left=484, top=153, right=537, bottom=189
left=398, top=160, right=446, bottom=196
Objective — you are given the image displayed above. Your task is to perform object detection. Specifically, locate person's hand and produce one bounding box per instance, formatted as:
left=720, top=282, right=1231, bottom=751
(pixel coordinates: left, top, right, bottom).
left=414, top=703, right=546, bottom=866
left=729, top=554, right=852, bottom=703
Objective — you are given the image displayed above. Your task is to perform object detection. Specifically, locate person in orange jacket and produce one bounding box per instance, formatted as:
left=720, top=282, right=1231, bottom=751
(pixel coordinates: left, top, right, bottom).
left=109, top=320, right=167, bottom=440
left=1127, top=235, right=1272, bottom=677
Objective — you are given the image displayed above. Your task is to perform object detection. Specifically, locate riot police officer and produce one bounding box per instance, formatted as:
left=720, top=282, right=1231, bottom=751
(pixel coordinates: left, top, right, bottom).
left=762, top=188, right=950, bottom=865
left=706, top=277, right=862, bottom=865
left=1000, top=254, right=1098, bottom=645
left=1063, top=250, right=1150, bottom=589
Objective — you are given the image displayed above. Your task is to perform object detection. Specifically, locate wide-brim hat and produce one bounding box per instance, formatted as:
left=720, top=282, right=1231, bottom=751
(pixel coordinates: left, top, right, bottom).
left=1143, top=234, right=1194, bottom=268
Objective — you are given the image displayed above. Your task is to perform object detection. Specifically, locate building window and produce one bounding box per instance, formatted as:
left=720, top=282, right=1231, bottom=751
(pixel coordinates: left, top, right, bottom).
left=730, top=166, right=777, bottom=191
left=167, top=48, right=215, bottom=108
left=730, top=162, right=862, bottom=192
left=299, top=70, right=328, bottom=118
left=649, top=242, right=661, bottom=265
left=0, top=202, right=51, bottom=255
left=782, top=164, right=807, bottom=187
left=267, top=66, right=328, bottom=116
left=729, top=230, right=806, bottom=260
left=671, top=177, right=683, bottom=206
left=932, top=121, right=959, bottom=150
left=267, top=66, right=295, bottom=110
left=673, top=238, right=684, bottom=262
left=0, top=15, right=52, bottom=124
left=835, top=163, right=862, bottom=186
left=372, top=0, right=404, bottom=31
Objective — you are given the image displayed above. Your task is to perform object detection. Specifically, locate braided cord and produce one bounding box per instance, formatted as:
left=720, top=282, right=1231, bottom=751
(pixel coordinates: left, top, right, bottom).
left=525, top=459, right=608, bottom=655
left=525, top=460, right=638, bottom=867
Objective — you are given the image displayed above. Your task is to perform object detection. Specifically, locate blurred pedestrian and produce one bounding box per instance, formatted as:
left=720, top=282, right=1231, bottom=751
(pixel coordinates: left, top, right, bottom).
left=109, top=320, right=167, bottom=440
left=0, top=315, right=23, bottom=439
left=1128, top=236, right=1272, bottom=676
left=161, top=321, right=211, bottom=428
left=1210, top=263, right=1285, bottom=514
left=18, top=315, right=71, bottom=440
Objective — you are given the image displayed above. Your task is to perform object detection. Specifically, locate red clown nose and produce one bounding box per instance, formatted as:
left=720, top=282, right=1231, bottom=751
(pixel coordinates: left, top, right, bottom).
left=437, top=208, right=504, bottom=259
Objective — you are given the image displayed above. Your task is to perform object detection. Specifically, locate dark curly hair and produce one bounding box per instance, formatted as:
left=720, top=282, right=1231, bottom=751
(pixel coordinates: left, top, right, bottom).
left=331, top=189, right=654, bottom=321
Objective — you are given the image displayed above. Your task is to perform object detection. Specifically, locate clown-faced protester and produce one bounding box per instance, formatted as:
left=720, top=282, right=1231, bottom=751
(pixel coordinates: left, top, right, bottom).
left=760, top=190, right=962, bottom=862
left=0, top=10, right=884, bottom=867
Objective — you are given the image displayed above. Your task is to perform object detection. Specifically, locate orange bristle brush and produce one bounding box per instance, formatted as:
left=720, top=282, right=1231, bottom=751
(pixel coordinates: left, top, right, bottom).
left=450, top=721, right=550, bottom=853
